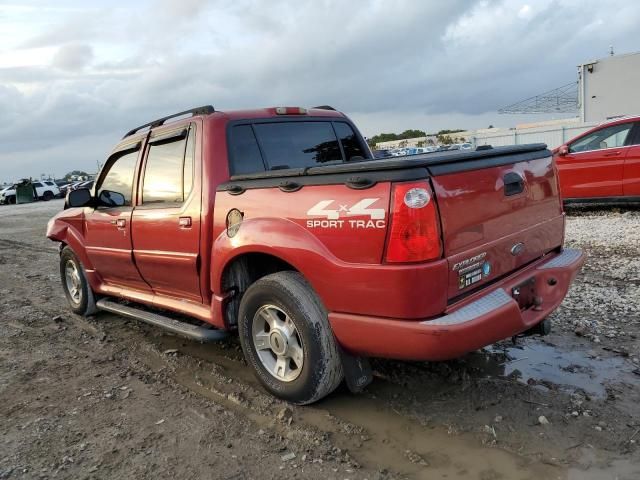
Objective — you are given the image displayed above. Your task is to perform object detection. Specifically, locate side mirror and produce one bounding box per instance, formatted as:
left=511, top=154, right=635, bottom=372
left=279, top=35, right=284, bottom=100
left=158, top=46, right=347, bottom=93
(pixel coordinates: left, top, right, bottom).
left=558, top=145, right=569, bottom=156
left=98, top=190, right=125, bottom=208
left=65, top=188, right=92, bottom=209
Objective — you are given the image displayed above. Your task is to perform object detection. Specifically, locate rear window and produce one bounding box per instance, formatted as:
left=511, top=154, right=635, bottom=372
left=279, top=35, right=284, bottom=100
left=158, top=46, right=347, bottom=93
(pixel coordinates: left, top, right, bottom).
left=228, top=120, right=367, bottom=174
left=334, top=122, right=366, bottom=161
left=229, top=125, right=265, bottom=175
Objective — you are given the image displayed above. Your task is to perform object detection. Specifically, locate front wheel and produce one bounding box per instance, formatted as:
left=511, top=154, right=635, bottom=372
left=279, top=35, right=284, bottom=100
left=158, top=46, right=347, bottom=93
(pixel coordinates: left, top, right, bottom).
left=60, top=247, right=97, bottom=316
left=42, top=191, right=54, bottom=201
left=238, top=271, right=343, bottom=405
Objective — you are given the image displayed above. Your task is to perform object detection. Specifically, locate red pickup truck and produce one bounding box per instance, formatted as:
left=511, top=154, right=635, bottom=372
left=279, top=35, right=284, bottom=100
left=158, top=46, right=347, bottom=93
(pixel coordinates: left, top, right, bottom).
left=47, top=105, right=585, bottom=404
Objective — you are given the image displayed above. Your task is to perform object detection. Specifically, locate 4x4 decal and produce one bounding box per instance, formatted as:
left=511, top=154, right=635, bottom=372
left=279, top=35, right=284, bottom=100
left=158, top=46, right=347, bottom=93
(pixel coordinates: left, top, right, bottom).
left=306, top=198, right=386, bottom=229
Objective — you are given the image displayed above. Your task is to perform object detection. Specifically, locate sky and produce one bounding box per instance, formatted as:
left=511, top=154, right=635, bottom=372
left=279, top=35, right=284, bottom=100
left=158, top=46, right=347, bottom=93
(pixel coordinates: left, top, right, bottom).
left=1, top=0, right=640, bottom=181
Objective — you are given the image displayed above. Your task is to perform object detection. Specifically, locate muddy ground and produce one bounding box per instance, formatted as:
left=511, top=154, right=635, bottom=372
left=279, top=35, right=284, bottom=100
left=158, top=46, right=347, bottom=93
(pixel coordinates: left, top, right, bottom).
left=1, top=200, right=639, bottom=480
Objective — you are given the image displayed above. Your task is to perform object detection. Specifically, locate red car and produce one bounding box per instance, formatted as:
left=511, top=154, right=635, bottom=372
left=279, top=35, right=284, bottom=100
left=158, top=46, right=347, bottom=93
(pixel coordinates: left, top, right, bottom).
left=554, top=116, right=640, bottom=203
left=47, top=105, right=584, bottom=404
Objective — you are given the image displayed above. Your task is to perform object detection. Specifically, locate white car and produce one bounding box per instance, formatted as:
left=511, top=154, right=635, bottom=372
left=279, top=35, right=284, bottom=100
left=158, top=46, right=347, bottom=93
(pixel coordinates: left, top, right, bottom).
left=0, top=181, right=61, bottom=204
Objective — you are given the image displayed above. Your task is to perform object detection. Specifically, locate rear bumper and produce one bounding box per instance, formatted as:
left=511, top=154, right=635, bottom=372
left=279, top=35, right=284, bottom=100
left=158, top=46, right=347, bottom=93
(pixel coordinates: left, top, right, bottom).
left=329, top=248, right=585, bottom=361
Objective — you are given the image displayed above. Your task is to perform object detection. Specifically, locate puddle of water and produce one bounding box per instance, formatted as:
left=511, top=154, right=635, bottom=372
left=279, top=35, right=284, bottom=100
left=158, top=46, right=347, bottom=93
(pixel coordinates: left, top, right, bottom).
left=141, top=330, right=564, bottom=479
left=115, top=322, right=638, bottom=480
left=317, top=392, right=563, bottom=480
left=467, top=340, right=632, bottom=398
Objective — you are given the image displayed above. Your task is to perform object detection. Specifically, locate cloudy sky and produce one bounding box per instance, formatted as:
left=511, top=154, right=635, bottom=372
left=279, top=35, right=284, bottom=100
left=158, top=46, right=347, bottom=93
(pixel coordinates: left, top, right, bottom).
left=1, top=0, right=640, bottom=180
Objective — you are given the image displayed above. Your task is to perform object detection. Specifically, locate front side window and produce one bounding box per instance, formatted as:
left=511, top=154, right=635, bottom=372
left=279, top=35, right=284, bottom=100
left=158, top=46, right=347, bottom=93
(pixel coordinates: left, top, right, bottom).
left=98, top=149, right=139, bottom=206
left=570, top=123, right=633, bottom=153
left=32, top=182, right=43, bottom=188
left=253, top=122, right=342, bottom=169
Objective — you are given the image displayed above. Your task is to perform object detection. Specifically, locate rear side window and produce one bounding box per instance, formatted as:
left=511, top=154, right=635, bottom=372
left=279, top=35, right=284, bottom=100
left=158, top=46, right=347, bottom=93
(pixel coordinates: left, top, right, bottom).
left=334, top=122, right=366, bottom=161
left=98, top=149, right=139, bottom=206
left=142, top=126, right=195, bottom=205
left=229, top=120, right=368, bottom=174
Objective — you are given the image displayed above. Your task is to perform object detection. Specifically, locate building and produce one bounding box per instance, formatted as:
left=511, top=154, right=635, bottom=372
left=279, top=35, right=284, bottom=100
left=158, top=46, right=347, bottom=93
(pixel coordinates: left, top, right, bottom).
left=579, top=51, right=640, bottom=122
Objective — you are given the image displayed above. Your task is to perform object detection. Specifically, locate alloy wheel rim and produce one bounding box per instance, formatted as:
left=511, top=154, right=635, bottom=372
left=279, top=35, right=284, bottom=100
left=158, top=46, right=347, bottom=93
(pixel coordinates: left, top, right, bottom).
left=252, top=304, right=304, bottom=382
left=65, top=260, right=82, bottom=304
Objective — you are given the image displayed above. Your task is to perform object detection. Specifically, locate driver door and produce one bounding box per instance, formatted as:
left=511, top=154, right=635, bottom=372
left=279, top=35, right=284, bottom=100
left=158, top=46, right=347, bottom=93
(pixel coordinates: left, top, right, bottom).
left=84, top=143, right=151, bottom=291
left=557, top=122, right=633, bottom=199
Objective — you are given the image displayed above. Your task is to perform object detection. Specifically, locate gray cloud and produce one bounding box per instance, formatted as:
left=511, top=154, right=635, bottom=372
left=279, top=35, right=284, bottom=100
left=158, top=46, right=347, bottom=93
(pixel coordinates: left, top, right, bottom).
left=51, top=44, right=94, bottom=71
left=2, top=0, right=640, bottom=180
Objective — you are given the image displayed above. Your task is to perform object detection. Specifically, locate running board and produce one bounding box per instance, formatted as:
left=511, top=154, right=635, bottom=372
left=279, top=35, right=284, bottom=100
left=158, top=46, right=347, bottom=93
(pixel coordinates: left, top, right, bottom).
left=96, top=299, right=228, bottom=342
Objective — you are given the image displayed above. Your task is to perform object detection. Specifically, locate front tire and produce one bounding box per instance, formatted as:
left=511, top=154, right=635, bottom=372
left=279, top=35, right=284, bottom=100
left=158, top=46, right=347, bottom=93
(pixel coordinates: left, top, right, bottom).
left=43, top=191, right=54, bottom=201
left=238, top=271, right=343, bottom=405
left=60, top=247, right=97, bottom=316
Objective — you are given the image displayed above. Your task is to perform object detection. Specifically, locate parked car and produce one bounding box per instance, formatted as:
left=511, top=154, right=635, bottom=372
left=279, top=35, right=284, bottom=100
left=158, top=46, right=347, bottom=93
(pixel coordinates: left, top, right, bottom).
left=554, top=116, right=640, bottom=203
left=47, top=105, right=584, bottom=404
left=372, top=149, right=392, bottom=158
left=459, top=143, right=473, bottom=150
left=0, top=185, right=13, bottom=204
left=0, top=180, right=60, bottom=204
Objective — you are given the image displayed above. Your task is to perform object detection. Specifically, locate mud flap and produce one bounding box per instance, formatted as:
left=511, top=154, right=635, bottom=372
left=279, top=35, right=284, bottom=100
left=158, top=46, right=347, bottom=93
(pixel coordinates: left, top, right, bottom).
left=339, top=346, right=372, bottom=393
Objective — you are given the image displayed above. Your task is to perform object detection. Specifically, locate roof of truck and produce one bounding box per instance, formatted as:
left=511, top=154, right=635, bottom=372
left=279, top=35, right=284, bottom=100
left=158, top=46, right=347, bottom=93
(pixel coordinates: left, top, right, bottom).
left=122, top=105, right=346, bottom=139
left=216, top=107, right=346, bottom=121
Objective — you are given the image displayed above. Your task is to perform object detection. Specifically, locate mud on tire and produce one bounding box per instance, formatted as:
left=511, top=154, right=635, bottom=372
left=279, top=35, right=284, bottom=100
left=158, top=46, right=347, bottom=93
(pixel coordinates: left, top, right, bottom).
left=238, top=271, right=343, bottom=405
left=60, top=247, right=97, bottom=316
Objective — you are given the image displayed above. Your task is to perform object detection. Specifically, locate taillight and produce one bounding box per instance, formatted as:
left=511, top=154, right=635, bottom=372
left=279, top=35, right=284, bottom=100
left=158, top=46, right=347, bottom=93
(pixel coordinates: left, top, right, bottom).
left=384, top=181, right=442, bottom=263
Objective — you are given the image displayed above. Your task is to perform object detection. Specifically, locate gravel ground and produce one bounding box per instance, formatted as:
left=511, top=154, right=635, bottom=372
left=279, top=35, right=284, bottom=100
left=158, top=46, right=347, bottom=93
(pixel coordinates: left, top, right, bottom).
left=0, top=200, right=639, bottom=480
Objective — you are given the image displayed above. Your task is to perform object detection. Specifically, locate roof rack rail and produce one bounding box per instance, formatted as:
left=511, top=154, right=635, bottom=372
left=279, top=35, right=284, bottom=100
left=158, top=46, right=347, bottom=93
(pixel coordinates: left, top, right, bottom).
left=123, top=105, right=215, bottom=138
left=311, top=105, right=336, bottom=111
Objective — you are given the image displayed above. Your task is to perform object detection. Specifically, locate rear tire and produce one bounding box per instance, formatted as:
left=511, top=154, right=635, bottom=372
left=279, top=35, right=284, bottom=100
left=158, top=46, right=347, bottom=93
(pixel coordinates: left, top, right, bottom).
left=238, top=271, right=343, bottom=405
left=60, top=247, right=97, bottom=316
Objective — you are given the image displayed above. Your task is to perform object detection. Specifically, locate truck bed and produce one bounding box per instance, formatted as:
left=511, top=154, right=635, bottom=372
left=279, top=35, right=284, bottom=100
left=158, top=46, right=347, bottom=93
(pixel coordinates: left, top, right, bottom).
left=220, top=144, right=550, bottom=186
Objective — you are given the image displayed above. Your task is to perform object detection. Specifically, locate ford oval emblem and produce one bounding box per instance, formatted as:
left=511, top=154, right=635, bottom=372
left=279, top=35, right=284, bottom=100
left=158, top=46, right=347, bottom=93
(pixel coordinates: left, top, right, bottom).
left=511, top=242, right=525, bottom=256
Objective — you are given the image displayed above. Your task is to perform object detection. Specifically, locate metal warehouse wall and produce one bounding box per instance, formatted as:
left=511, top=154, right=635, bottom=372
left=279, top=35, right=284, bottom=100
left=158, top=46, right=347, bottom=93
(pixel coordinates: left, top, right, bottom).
left=470, top=122, right=598, bottom=149
left=581, top=51, right=640, bottom=122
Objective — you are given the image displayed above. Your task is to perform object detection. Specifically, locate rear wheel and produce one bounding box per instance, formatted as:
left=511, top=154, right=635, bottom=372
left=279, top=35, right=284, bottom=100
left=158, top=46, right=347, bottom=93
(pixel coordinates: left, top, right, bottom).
left=238, top=271, right=343, bottom=404
left=60, top=247, right=97, bottom=316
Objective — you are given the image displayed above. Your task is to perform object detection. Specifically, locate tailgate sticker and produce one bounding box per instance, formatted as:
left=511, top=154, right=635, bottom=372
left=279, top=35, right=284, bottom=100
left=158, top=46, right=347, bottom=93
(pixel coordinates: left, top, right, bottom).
left=306, top=198, right=386, bottom=229
left=453, top=252, right=491, bottom=289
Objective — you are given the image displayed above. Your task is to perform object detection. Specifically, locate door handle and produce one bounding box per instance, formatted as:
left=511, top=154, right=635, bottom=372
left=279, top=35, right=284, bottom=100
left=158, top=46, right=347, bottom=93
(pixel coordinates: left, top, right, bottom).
left=179, top=216, right=192, bottom=228
left=116, top=218, right=126, bottom=228
left=603, top=151, right=622, bottom=157
left=503, top=172, right=525, bottom=196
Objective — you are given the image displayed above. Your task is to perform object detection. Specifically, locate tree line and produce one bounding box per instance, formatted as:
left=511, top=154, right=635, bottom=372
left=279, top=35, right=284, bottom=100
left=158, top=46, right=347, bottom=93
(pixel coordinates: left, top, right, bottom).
left=367, top=129, right=466, bottom=148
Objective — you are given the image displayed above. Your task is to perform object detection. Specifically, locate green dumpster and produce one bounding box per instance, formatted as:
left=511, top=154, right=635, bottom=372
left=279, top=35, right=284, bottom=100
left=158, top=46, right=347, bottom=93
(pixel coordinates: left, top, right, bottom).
left=16, top=182, right=35, bottom=204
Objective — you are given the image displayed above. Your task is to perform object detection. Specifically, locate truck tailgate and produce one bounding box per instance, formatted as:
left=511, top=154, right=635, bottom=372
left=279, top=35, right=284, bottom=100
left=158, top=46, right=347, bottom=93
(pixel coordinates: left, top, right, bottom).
left=429, top=154, right=564, bottom=301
